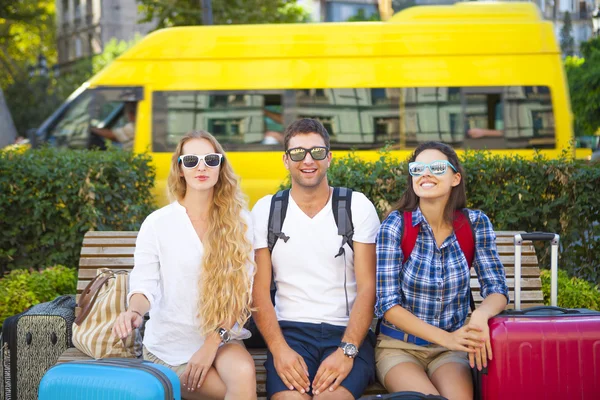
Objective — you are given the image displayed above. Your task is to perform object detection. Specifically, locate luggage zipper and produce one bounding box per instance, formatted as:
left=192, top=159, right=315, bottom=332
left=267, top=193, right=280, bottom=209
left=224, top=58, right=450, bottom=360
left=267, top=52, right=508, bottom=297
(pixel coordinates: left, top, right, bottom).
left=73, top=359, right=174, bottom=400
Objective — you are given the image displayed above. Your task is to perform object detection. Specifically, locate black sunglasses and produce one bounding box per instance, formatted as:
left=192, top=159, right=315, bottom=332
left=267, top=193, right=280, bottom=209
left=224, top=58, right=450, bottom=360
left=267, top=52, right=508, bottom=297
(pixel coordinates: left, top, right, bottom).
left=285, top=146, right=329, bottom=162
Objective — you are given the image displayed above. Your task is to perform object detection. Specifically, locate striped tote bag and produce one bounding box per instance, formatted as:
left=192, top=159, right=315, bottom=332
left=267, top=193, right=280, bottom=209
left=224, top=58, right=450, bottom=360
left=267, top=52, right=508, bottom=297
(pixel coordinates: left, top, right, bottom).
left=72, top=269, right=142, bottom=359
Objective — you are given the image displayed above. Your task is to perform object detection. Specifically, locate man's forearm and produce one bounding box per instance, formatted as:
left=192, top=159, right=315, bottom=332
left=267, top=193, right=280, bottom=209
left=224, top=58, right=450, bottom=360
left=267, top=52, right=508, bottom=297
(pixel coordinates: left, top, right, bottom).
left=342, top=287, right=375, bottom=346
left=252, top=293, right=288, bottom=354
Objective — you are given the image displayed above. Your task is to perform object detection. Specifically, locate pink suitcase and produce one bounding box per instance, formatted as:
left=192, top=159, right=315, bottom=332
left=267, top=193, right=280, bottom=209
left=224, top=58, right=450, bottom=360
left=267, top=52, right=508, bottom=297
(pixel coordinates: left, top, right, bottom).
left=480, top=232, right=600, bottom=400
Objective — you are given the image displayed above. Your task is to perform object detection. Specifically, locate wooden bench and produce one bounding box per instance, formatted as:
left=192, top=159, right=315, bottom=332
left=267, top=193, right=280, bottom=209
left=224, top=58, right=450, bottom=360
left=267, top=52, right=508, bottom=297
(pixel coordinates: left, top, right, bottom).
left=58, top=230, right=545, bottom=399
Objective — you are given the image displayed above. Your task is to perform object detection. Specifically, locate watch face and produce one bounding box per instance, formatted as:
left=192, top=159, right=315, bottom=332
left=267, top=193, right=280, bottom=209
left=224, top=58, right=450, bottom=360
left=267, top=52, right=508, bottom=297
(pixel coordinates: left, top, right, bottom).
left=219, top=329, right=231, bottom=342
left=344, top=344, right=358, bottom=357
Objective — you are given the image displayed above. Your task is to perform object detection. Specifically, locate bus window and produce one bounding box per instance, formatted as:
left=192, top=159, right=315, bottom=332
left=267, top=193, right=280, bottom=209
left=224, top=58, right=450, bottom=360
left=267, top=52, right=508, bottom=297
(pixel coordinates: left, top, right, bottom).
left=152, top=86, right=556, bottom=152
left=152, top=91, right=284, bottom=152
left=88, top=87, right=143, bottom=150
left=462, top=88, right=505, bottom=149
left=46, top=86, right=142, bottom=150
left=46, top=90, right=94, bottom=149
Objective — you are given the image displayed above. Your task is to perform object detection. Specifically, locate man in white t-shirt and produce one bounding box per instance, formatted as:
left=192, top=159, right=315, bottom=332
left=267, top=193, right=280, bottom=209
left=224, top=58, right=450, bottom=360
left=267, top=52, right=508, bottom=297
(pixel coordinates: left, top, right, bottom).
left=251, top=118, right=380, bottom=400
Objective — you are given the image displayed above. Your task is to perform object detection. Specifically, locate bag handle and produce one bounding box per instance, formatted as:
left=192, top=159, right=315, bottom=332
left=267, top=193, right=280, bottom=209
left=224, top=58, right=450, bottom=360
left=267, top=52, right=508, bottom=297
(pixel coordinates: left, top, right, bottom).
left=75, top=270, right=115, bottom=325
left=503, top=306, right=580, bottom=316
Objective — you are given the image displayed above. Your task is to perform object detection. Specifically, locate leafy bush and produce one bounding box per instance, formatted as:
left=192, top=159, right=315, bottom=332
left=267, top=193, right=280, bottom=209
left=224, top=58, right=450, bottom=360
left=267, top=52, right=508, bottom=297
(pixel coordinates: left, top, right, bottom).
left=0, top=266, right=77, bottom=326
left=460, top=150, right=600, bottom=284
left=541, top=269, right=600, bottom=310
left=317, top=149, right=600, bottom=284
left=0, top=147, right=156, bottom=273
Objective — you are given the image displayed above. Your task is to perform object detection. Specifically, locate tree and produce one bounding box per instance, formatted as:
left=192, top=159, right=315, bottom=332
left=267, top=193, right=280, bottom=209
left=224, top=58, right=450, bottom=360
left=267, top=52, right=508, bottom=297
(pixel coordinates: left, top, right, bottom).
left=560, top=11, right=575, bottom=57
left=565, top=37, right=600, bottom=136
left=137, top=0, right=309, bottom=29
left=0, top=0, right=57, bottom=88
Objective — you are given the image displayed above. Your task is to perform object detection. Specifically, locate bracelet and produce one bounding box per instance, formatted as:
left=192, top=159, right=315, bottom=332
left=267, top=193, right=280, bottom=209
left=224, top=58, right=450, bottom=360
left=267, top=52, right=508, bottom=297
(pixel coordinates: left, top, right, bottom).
left=131, top=310, right=143, bottom=317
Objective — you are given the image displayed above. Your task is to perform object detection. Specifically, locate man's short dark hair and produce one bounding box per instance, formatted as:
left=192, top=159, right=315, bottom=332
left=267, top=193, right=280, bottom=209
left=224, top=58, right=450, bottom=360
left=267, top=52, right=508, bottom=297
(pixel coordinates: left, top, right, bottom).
left=283, top=118, right=330, bottom=150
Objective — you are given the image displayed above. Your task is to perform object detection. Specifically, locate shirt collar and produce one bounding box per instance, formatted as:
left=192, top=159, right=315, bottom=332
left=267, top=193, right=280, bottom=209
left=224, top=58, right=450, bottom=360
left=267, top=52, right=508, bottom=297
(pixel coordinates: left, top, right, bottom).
left=411, top=207, right=425, bottom=228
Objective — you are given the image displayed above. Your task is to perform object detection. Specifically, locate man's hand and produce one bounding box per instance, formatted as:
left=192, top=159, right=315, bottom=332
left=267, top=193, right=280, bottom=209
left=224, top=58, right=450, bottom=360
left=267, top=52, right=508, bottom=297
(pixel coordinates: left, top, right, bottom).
left=466, top=310, right=493, bottom=371
left=312, top=349, right=353, bottom=395
left=180, top=340, right=219, bottom=392
left=272, top=344, right=310, bottom=394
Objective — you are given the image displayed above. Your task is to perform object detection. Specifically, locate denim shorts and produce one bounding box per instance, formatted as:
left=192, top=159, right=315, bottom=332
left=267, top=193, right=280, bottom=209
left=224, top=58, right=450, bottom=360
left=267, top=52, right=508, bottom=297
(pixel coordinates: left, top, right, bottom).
left=265, top=320, right=376, bottom=399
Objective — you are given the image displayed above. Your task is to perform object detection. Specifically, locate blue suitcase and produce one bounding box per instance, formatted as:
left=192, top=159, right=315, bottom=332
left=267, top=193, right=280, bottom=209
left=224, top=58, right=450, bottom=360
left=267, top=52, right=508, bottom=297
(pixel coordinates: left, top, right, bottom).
left=38, top=358, right=181, bottom=400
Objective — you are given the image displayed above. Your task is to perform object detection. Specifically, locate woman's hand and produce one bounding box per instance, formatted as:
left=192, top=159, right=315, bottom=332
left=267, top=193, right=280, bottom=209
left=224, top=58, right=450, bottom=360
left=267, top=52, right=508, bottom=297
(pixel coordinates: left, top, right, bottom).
left=112, top=310, right=143, bottom=340
left=441, top=324, right=484, bottom=353
left=466, top=310, right=493, bottom=370
left=180, top=340, right=220, bottom=392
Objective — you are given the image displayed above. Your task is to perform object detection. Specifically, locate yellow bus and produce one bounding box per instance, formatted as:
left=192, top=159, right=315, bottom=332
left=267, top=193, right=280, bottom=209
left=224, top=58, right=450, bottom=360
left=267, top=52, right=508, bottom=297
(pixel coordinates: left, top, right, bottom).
left=31, top=2, right=588, bottom=207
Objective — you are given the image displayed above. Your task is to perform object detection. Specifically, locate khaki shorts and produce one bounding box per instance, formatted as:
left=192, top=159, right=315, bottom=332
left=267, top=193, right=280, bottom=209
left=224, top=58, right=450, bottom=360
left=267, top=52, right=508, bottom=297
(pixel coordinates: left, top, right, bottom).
left=375, top=334, right=469, bottom=387
left=143, top=340, right=245, bottom=378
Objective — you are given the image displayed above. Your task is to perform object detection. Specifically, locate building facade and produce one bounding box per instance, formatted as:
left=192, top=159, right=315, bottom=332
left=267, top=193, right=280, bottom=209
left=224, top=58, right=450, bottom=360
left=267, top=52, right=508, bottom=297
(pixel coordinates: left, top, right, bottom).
left=299, top=0, right=380, bottom=22
left=56, top=0, right=155, bottom=65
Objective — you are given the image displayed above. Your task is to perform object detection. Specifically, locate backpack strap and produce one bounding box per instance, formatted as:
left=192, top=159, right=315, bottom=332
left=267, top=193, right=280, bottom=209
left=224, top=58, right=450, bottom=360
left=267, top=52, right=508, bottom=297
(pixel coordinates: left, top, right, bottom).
left=453, top=209, right=475, bottom=269
left=332, top=187, right=354, bottom=257
left=453, top=209, right=476, bottom=312
left=267, top=189, right=291, bottom=253
left=332, top=187, right=354, bottom=317
left=400, top=211, right=419, bottom=262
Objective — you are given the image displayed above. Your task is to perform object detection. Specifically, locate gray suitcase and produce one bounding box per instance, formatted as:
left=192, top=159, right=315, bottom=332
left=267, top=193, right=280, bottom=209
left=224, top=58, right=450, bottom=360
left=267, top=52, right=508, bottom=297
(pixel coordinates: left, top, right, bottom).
left=1, top=295, right=75, bottom=400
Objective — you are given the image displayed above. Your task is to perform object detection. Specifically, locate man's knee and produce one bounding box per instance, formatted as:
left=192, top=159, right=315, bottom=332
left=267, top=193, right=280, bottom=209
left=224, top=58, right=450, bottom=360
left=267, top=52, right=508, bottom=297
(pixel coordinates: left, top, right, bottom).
left=313, top=386, right=353, bottom=400
left=271, top=391, right=311, bottom=400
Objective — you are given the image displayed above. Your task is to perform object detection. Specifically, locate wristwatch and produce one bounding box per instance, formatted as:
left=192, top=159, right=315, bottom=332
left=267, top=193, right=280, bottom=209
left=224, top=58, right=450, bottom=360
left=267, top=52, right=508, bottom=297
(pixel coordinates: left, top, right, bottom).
left=339, top=342, right=358, bottom=359
left=217, top=328, right=231, bottom=344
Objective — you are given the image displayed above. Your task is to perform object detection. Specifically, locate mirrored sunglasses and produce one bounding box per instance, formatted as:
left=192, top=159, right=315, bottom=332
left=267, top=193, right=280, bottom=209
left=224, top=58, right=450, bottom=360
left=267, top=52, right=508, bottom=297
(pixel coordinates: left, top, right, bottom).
left=286, top=146, right=329, bottom=162
left=178, top=153, right=223, bottom=169
left=408, top=160, right=457, bottom=177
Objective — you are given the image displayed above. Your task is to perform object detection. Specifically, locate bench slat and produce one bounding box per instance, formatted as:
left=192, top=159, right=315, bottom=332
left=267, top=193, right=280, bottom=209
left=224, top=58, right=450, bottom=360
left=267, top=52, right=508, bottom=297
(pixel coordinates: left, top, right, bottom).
left=84, top=231, right=139, bottom=238
left=74, top=266, right=542, bottom=280
left=79, top=257, right=134, bottom=267
left=83, top=238, right=138, bottom=246
left=80, top=247, right=136, bottom=256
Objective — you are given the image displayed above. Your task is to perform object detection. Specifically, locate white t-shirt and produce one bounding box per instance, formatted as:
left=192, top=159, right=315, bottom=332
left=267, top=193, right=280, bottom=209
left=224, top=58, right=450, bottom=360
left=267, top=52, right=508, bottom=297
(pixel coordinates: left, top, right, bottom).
left=128, top=201, right=254, bottom=365
left=113, top=122, right=134, bottom=150
left=252, top=190, right=380, bottom=327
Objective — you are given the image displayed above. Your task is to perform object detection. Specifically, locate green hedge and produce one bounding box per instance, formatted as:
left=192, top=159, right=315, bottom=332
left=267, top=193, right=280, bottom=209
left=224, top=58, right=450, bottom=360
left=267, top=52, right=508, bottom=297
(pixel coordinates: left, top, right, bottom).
left=541, top=269, right=600, bottom=310
left=0, top=147, right=156, bottom=273
left=0, top=266, right=77, bottom=326
left=315, top=149, right=600, bottom=285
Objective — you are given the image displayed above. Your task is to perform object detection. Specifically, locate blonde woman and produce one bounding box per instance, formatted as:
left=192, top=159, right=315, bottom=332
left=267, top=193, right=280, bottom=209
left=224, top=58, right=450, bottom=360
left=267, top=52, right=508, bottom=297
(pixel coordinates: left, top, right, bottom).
left=112, top=131, right=257, bottom=400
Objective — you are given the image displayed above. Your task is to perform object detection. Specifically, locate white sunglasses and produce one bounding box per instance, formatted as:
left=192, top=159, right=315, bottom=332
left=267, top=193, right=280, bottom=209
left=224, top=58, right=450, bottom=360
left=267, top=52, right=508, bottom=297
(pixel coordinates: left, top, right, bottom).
left=178, top=153, right=223, bottom=169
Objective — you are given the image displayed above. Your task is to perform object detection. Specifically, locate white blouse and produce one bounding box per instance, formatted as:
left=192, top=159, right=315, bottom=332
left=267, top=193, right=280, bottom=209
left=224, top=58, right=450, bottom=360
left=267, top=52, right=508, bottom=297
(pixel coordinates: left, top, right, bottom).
left=128, top=201, right=254, bottom=366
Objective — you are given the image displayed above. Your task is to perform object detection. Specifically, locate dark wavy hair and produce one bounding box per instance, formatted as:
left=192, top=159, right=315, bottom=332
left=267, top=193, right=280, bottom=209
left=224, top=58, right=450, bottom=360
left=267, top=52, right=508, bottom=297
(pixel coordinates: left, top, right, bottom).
left=283, top=118, right=330, bottom=151
left=391, top=141, right=467, bottom=224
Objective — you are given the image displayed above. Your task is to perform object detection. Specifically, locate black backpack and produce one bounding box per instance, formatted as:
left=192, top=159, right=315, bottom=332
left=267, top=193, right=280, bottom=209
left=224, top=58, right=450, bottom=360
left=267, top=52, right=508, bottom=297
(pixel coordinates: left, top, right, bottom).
left=243, top=187, right=354, bottom=348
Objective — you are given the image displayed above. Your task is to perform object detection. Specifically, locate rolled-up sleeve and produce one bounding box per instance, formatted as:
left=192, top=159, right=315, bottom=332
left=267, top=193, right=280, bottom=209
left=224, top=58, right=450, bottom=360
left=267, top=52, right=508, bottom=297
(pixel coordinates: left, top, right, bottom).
left=471, top=211, right=510, bottom=303
left=375, top=212, right=404, bottom=318
left=128, top=218, right=161, bottom=309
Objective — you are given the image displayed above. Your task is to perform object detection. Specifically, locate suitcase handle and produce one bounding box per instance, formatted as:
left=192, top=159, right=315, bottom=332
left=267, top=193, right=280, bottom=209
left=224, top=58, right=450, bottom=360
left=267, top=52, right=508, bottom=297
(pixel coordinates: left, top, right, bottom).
left=504, top=306, right=580, bottom=315
left=513, top=232, right=559, bottom=311
left=519, top=232, right=557, bottom=242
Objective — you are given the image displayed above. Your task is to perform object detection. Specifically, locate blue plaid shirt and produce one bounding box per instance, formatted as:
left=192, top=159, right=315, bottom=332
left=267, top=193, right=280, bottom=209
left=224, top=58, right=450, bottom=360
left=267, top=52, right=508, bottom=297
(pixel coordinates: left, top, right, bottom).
left=375, top=208, right=509, bottom=333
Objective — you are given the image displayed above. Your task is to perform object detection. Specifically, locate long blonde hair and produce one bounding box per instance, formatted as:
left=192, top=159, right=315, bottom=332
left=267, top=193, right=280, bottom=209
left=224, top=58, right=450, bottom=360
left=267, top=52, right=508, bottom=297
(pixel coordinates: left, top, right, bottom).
left=167, top=131, right=255, bottom=335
